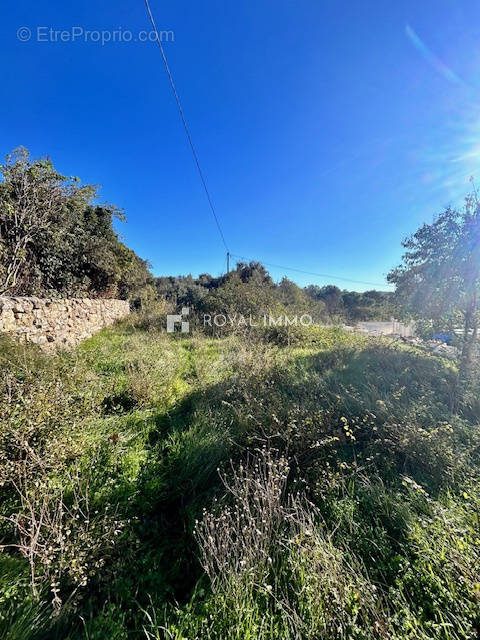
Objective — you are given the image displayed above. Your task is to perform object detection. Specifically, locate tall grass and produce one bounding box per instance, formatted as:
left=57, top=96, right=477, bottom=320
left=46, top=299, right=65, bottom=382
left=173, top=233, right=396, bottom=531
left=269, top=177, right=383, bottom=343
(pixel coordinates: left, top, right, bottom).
left=0, top=320, right=479, bottom=639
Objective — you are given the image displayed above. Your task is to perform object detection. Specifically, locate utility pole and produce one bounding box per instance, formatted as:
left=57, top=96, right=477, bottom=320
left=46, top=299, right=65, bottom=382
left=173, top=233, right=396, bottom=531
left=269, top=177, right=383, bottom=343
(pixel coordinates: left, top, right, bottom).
left=227, top=251, right=230, bottom=274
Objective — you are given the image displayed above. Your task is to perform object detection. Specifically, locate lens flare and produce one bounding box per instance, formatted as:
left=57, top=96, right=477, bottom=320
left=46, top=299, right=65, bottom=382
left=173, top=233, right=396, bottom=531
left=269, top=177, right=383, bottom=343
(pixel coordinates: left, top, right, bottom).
left=405, top=24, right=466, bottom=87
left=405, top=24, right=480, bottom=203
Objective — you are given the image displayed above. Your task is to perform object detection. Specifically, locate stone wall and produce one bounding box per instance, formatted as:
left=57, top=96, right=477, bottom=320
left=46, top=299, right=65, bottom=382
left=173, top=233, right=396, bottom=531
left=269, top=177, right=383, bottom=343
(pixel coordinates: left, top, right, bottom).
left=0, top=297, right=130, bottom=349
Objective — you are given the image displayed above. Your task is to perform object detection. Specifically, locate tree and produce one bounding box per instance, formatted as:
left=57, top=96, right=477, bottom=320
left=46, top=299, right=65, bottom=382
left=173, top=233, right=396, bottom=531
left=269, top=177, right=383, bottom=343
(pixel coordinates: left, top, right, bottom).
left=0, top=147, right=152, bottom=299
left=305, top=284, right=343, bottom=319
left=0, top=147, right=82, bottom=294
left=200, top=271, right=279, bottom=322
left=235, top=261, right=273, bottom=286
left=388, top=194, right=480, bottom=374
left=156, top=275, right=210, bottom=306
left=278, top=277, right=326, bottom=320
left=341, top=290, right=393, bottom=323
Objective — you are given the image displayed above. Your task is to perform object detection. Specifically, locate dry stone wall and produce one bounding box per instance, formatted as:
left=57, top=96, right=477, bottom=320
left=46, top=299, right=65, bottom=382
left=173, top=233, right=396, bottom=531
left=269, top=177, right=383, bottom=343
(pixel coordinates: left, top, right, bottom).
left=0, top=297, right=130, bottom=349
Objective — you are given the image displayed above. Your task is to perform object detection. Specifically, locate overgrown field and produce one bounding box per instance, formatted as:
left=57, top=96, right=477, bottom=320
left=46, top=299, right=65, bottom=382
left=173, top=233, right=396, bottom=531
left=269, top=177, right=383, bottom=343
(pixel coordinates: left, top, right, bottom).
left=1, top=317, right=480, bottom=639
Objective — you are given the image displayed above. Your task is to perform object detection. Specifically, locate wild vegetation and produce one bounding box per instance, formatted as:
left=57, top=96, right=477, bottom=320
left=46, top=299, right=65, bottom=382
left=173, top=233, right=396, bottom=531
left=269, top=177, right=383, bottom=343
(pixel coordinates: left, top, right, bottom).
left=0, top=310, right=479, bottom=639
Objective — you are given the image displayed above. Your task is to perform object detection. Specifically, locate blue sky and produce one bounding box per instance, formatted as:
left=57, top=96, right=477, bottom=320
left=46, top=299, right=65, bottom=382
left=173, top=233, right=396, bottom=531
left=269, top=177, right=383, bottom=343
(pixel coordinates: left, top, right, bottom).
left=2, top=1, right=480, bottom=290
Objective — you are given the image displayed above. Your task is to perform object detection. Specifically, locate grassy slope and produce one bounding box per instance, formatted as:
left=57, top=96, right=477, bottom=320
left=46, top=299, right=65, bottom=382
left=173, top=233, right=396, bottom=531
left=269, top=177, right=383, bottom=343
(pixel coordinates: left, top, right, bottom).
left=0, top=320, right=479, bottom=639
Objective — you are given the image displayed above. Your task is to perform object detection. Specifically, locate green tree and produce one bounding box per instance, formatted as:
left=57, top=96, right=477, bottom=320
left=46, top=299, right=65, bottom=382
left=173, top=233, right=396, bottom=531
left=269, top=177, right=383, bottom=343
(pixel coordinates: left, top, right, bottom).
left=305, top=284, right=343, bottom=319
left=0, top=147, right=152, bottom=299
left=200, top=271, right=278, bottom=321
left=388, top=194, right=480, bottom=373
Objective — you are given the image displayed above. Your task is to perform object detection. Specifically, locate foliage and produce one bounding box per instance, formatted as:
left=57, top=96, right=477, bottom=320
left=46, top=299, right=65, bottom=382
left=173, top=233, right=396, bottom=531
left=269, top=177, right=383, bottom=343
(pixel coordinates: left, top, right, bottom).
left=388, top=193, right=480, bottom=369
left=1, top=318, right=480, bottom=639
left=0, top=148, right=153, bottom=299
left=155, top=262, right=392, bottom=328
left=305, top=284, right=394, bottom=323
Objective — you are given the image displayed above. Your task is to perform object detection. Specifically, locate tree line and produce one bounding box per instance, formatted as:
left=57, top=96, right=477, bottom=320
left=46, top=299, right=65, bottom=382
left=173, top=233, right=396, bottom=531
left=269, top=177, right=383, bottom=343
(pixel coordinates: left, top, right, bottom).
left=156, top=265, right=394, bottom=324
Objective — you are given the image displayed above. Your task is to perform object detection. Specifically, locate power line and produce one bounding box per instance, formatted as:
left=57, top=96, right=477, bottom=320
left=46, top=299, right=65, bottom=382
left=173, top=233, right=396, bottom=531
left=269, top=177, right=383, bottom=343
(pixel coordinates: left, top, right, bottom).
left=143, top=0, right=229, bottom=252
left=230, top=253, right=393, bottom=289
left=143, top=1, right=392, bottom=289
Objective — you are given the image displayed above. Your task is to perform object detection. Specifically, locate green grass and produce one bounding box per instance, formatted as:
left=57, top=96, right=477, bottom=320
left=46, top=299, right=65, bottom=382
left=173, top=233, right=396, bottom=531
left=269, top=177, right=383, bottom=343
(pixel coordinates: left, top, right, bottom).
left=0, top=320, right=479, bottom=639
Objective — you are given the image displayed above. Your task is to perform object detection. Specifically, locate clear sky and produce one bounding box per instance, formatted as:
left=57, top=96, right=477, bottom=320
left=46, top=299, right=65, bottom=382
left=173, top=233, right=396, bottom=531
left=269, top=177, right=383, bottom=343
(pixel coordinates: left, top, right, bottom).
left=2, top=1, right=480, bottom=290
